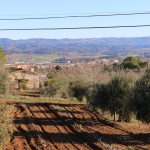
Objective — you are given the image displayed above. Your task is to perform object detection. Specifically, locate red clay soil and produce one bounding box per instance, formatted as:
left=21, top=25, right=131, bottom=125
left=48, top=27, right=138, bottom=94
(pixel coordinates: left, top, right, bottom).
left=5, top=102, right=150, bottom=150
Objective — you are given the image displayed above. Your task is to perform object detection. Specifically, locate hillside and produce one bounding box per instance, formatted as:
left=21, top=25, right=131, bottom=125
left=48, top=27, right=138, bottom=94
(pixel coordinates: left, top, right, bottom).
left=1, top=37, right=150, bottom=57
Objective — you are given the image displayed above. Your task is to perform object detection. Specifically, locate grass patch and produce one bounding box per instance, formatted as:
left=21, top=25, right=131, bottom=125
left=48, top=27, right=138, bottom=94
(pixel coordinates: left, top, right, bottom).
left=0, top=94, right=85, bottom=104
left=0, top=104, right=15, bottom=149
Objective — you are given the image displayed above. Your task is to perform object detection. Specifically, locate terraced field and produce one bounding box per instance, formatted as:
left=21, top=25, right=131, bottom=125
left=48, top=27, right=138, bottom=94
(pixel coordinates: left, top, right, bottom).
left=6, top=102, right=150, bottom=150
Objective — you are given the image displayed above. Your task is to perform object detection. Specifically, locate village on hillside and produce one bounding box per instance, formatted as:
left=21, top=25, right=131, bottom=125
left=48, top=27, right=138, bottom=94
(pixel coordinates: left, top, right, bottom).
left=5, top=58, right=120, bottom=91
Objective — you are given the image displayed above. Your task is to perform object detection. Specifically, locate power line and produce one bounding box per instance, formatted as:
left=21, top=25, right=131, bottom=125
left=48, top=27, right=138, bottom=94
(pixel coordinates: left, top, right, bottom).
left=0, top=11, right=150, bottom=21
left=0, top=10, right=149, bottom=17
left=1, top=25, right=150, bottom=31
left=0, top=11, right=147, bottom=17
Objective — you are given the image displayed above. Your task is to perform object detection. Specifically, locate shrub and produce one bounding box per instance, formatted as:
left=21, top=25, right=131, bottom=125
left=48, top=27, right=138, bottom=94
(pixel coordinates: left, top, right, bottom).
left=17, top=79, right=27, bottom=90
left=69, top=78, right=89, bottom=101
left=121, top=56, right=148, bottom=70
left=44, top=70, right=70, bottom=98
left=86, top=83, right=110, bottom=112
left=43, top=64, right=99, bottom=100
left=8, top=67, right=23, bottom=73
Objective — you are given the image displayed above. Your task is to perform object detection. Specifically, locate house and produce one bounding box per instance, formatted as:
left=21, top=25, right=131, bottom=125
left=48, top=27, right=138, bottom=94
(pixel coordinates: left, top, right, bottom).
left=9, top=70, right=40, bottom=89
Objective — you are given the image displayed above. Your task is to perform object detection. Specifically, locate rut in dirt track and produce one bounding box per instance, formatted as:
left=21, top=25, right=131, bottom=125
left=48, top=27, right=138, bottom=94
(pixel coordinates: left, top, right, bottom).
left=6, top=102, right=150, bottom=150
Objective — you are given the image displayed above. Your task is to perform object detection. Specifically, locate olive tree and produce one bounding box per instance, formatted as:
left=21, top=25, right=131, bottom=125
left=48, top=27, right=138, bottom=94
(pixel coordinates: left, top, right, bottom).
left=87, top=72, right=136, bottom=122
left=107, top=73, right=136, bottom=121
left=134, top=69, right=150, bottom=123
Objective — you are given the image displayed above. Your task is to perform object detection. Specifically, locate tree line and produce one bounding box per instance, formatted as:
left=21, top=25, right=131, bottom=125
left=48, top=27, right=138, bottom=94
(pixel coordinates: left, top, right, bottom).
left=87, top=70, right=150, bottom=123
left=43, top=58, right=150, bottom=123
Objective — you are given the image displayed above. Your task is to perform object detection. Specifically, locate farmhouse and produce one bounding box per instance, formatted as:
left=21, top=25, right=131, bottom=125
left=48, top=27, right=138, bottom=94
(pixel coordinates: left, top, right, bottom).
left=9, top=70, right=40, bottom=89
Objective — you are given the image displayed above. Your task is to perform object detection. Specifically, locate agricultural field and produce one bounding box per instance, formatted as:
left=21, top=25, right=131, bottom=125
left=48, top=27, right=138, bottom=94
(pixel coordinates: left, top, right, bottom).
left=4, top=101, right=150, bottom=150
left=6, top=54, right=60, bottom=63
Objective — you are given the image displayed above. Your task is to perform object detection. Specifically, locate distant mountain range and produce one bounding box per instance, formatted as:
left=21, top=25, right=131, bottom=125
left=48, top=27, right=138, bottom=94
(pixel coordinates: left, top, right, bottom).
left=0, top=37, right=150, bottom=56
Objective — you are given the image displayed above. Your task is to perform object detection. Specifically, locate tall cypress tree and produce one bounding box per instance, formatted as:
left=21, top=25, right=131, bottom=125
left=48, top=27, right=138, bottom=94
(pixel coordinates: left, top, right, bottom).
left=0, top=47, right=6, bottom=65
left=0, top=47, right=8, bottom=95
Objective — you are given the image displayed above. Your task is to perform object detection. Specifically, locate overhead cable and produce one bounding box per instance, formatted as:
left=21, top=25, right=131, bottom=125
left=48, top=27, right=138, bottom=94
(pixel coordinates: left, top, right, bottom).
left=0, top=11, right=150, bottom=21
left=0, top=24, right=150, bottom=31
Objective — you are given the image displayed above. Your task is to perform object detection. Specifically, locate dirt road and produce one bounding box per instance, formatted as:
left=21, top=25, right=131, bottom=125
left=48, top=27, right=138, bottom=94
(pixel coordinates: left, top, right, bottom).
left=6, top=102, right=150, bottom=150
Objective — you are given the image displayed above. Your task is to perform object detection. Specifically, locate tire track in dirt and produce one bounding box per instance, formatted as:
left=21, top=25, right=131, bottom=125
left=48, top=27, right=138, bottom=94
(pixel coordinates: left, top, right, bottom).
left=38, top=105, right=80, bottom=150
left=68, top=106, right=127, bottom=149
left=68, top=105, right=149, bottom=150
left=27, top=104, right=85, bottom=150
left=80, top=106, right=150, bottom=150
left=44, top=105, right=90, bottom=150
left=42, top=105, right=85, bottom=150
left=62, top=105, right=104, bottom=149
left=7, top=102, right=150, bottom=150
left=9, top=104, right=45, bottom=150
left=48, top=104, right=102, bottom=150
left=27, top=105, right=58, bottom=150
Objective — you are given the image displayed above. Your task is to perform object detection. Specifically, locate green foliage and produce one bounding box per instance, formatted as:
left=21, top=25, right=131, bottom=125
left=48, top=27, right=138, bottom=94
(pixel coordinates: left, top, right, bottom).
left=107, top=73, right=135, bottom=121
left=17, top=79, right=27, bottom=90
left=0, top=71, right=6, bottom=93
left=43, top=63, right=150, bottom=123
left=87, top=83, right=109, bottom=111
left=69, top=78, right=89, bottom=101
left=44, top=66, right=92, bottom=100
left=54, top=65, right=62, bottom=71
left=133, top=69, right=150, bottom=123
left=87, top=72, right=136, bottom=122
left=8, top=67, right=23, bottom=73
left=0, top=68, right=9, bottom=95
left=0, top=47, right=9, bottom=95
left=121, top=56, right=148, bottom=70
left=44, top=70, right=70, bottom=98
left=0, top=48, right=6, bottom=65
left=104, top=63, right=122, bottom=72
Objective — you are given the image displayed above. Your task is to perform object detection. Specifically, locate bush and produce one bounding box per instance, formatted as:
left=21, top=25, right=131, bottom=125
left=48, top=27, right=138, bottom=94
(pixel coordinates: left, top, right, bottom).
left=8, top=67, right=23, bottom=73
left=44, top=70, right=70, bottom=98
left=121, top=56, right=148, bottom=70
left=43, top=65, right=96, bottom=100
left=69, top=78, right=89, bottom=101
left=17, top=79, right=27, bottom=90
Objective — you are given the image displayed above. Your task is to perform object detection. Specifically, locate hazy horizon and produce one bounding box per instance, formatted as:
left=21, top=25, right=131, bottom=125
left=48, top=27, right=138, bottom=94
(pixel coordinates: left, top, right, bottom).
left=1, top=36, right=150, bottom=40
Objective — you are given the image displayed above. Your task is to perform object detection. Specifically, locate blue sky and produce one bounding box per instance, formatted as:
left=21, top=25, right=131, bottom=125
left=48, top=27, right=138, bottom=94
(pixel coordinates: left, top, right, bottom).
left=0, top=0, right=150, bottom=39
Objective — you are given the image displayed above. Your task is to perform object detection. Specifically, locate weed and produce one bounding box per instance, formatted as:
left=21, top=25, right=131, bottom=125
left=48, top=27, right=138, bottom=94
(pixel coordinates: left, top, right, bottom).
left=0, top=104, right=14, bottom=149
left=74, top=123, right=84, bottom=130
